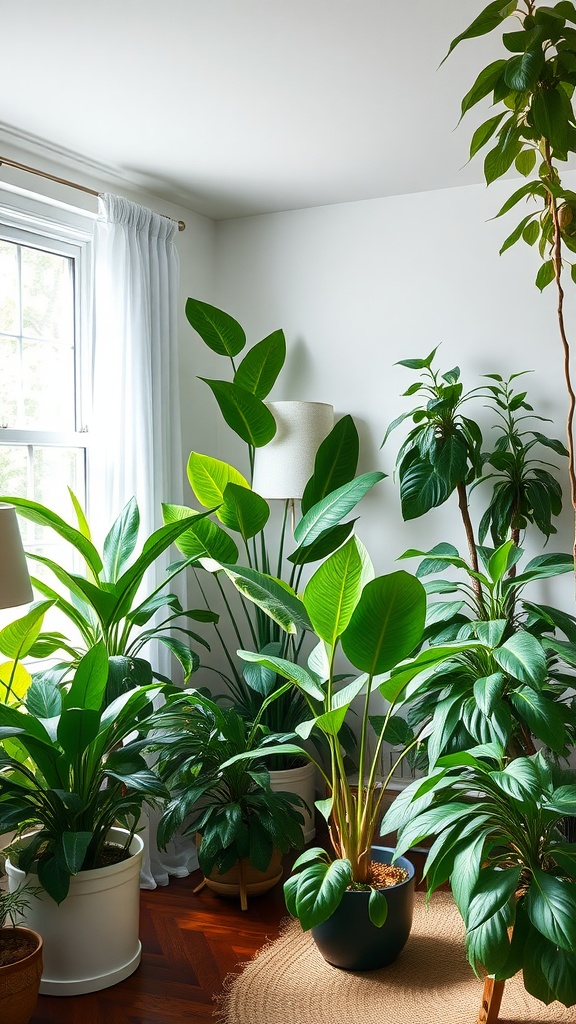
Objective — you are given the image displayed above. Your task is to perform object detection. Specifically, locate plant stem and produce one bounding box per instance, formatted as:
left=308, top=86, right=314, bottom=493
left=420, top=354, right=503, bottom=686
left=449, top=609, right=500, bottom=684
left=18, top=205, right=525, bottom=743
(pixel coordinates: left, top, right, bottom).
left=544, top=142, right=576, bottom=572
left=456, top=481, right=484, bottom=609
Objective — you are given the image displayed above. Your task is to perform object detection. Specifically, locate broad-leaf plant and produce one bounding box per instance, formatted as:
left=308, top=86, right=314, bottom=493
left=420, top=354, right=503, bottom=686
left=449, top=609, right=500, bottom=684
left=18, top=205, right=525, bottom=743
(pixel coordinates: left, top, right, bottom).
left=0, top=493, right=217, bottom=701
left=213, top=536, right=474, bottom=931
left=382, top=748, right=576, bottom=1007
left=385, top=353, right=576, bottom=764
left=164, top=299, right=384, bottom=757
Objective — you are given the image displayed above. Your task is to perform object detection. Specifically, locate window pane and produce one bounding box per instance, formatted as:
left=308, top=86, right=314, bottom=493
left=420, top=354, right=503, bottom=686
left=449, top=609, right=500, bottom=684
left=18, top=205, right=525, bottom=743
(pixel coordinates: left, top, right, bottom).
left=22, top=339, right=75, bottom=430
left=21, top=246, right=74, bottom=343
left=0, top=241, right=19, bottom=334
left=0, top=336, right=19, bottom=426
left=0, top=444, right=86, bottom=552
left=0, top=240, right=76, bottom=431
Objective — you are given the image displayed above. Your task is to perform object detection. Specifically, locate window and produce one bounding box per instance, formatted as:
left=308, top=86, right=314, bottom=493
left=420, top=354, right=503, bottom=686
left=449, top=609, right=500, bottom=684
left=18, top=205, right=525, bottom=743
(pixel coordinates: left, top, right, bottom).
left=0, top=189, right=93, bottom=544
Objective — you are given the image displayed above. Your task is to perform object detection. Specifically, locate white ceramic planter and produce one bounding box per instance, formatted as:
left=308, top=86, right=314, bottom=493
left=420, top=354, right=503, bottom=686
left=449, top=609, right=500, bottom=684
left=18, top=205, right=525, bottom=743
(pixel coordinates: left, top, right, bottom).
left=269, top=761, right=316, bottom=843
left=6, top=827, right=144, bottom=996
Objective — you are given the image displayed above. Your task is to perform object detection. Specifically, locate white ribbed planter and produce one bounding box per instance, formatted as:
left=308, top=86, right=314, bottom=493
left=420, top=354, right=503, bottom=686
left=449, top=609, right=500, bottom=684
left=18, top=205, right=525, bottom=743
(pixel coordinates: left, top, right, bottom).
left=6, top=827, right=143, bottom=997
left=269, top=761, right=316, bottom=843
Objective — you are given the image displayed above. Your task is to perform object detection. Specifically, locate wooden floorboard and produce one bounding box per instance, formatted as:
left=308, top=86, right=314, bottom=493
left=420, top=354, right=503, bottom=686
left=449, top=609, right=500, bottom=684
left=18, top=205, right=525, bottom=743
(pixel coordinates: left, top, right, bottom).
left=29, top=844, right=428, bottom=1024
left=29, top=866, right=289, bottom=1024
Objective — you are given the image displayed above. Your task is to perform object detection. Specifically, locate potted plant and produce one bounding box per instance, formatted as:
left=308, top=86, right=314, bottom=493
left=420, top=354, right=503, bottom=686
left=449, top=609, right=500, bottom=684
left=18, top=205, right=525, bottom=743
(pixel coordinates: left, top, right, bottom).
left=0, top=492, right=218, bottom=696
left=382, top=747, right=576, bottom=1008
left=153, top=690, right=307, bottom=910
left=0, top=879, right=42, bottom=1024
left=384, top=355, right=576, bottom=766
left=215, top=535, right=473, bottom=970
left=164, top=298, right=384, bottom=838
left=0, top=641, right=180, bottom=995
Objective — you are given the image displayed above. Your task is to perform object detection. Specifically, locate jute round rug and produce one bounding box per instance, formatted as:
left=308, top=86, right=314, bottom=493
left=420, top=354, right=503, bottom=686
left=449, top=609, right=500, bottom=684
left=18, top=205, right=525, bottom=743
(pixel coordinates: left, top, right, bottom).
left=219, top=892, right=575, bottom=1024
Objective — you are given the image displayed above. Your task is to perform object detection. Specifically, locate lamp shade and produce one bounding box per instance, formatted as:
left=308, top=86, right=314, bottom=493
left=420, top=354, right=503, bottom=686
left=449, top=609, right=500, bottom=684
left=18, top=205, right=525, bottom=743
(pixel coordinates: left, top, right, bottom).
left=0, top=503, right=33, bottom=610
left=252, top=401, right=334, bottom=500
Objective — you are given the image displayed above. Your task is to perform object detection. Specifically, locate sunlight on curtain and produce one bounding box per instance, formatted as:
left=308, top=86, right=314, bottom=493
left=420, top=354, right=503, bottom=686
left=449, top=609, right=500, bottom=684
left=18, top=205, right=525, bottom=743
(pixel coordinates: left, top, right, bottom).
left=92, top=194, right=197, bottom=887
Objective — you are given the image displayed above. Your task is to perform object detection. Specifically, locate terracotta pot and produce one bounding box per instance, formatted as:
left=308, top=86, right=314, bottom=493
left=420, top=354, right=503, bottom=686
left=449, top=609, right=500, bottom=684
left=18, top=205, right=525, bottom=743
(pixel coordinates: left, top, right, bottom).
left=202, top=847, right=283, bottom=911
left=0, top=926, right=43, bottom=1024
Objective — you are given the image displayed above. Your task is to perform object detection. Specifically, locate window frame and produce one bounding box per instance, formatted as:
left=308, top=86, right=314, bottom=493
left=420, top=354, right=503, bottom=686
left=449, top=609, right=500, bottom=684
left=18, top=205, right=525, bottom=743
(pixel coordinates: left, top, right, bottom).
left=0, top=185, right=94, bottom=511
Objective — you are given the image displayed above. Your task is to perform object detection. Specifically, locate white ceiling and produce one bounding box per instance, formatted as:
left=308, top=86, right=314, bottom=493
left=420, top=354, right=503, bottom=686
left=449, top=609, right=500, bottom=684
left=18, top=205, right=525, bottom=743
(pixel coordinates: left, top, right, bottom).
left=3, top=0, right=500, bottom=220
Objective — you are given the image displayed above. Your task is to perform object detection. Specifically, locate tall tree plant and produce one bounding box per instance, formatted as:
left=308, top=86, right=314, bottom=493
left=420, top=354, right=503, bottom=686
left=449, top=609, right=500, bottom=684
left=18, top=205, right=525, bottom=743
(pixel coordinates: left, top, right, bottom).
left=447, top=0, right=576, bottom=560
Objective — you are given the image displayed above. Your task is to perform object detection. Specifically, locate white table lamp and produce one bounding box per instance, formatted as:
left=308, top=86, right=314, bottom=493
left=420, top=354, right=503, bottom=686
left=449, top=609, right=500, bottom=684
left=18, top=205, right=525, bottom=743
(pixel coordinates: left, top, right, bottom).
left=252, top=401, right=334, bottom=500
left=0, top=503, right=33, bottom=610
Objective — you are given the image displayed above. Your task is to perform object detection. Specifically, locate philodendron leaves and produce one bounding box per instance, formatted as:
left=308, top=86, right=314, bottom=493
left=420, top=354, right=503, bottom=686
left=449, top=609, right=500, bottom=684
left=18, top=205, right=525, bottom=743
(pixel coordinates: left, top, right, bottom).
left=284, top=849, right=352, bottom=930
left=233, top=330, right=286, bottom=398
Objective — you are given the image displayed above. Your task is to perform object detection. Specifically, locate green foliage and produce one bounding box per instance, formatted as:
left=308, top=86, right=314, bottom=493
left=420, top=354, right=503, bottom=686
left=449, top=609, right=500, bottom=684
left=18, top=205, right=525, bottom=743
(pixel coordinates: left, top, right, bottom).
left=0, top=643, right=176, bottom=903
left=216, top=537, right=465, bottom=929
left=0, top=493, right=216, bottom=695
left=0, top=878, right=42, bottom=931
left=385, top=354, right=575, bottom=764
left=447, top=2, right=576, bottom=286
left=382, top=751, right=576, bottom=1007
left=154, top=691, right=305, bottom=877
left=175, top=300, right=384, bottom=760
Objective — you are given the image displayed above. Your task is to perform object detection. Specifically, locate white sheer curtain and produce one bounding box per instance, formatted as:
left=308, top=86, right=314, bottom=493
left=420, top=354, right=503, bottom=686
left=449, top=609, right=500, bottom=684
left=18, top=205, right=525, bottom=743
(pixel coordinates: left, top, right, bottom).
left=92, top=193, right=197, bottom=887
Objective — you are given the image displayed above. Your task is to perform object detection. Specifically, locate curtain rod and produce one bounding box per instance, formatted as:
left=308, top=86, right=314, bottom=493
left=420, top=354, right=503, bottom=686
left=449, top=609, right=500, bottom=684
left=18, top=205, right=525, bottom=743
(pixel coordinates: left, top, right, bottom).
left=0, top=155, right=186, bottom=231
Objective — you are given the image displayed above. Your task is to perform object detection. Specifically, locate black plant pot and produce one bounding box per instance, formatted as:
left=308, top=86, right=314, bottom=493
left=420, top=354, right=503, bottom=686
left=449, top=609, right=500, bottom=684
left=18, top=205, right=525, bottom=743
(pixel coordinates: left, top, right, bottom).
left=311, top=846, right=415, bottom=971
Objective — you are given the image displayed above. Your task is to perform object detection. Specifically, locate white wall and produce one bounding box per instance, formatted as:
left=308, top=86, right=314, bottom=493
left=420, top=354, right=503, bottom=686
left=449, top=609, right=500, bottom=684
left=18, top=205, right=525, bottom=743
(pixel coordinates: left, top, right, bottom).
left=211, top=177, right=576, bottom=612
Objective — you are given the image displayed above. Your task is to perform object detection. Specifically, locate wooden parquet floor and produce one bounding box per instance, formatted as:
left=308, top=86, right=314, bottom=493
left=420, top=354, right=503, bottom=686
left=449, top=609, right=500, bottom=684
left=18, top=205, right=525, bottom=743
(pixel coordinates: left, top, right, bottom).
left=28, top=837, right=427, bottom=1024
left=29, top=866, right=289, bottom=1024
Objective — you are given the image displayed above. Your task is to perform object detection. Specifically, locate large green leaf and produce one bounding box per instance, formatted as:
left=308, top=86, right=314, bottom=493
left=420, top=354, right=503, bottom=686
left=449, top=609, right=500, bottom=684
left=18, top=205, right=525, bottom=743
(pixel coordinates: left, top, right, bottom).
left=467, top=865, right=522, bottom=931
left=294, top=472, right=385, bottom=547
left=508, top=688, right=566, bottom=752
left=102, top=497, right=140, bottom=583
left=341, top=571, right=426, bottom=676
left=493, top=631, right=547, bottom=687
left=162, top=504, right=239, bottom=564
left=63, top=642, right=109, bottom=713
left=525, top=871, right=576, bottom=951
left=187, top=452, right=249, bottom=509
left=1, top=496, right=102, bottom=576
left=233, top=330, right=286, bottom=398
left=220, top=482, right=269, bottom=540
left=185, top=298, right=246, bottom=357
left=398, top=451, right=452, bottom=520
left=216, top=564, right=311, bottom=634
left=293, top=858, right=352, bottom=930
left=0, top=600, right=54, bottom=660
left=303, top=537, right=364, bottom=647
left=301, top=415, right=359, bottom=514
left=288, top=520, right=357, bottom=566
left=445, top=4, right=516, bottom=62
left=200, top=379, right=277, bottom=447
left=237, top=650, right=324, bottom=700
left=57, top=707, right=101, bottom=762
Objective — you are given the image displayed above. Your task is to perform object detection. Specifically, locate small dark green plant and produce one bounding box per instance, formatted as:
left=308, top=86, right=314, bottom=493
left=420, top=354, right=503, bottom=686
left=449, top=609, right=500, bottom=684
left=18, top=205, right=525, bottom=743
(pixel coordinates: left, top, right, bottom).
left=154, top=691, right=306, bottom=879
left=0, top=878, right=42, bottom=930
left=382, top=748, right=576, bottom=1007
